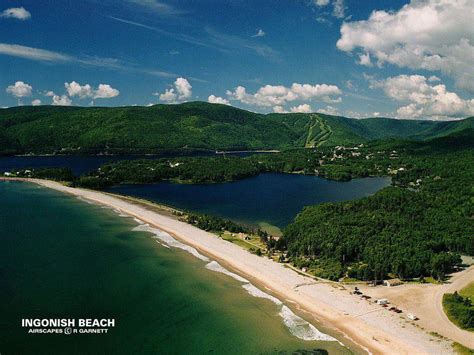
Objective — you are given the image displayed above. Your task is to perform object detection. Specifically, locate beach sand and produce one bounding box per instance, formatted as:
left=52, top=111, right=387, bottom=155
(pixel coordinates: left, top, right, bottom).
left=4, top=178, right=466, bottom=354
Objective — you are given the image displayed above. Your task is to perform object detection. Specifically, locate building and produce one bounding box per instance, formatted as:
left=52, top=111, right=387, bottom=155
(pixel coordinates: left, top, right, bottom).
left=384, top=278, right=403, bottom=287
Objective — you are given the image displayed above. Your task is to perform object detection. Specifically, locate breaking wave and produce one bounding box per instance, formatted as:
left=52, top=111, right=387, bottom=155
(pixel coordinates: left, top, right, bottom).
left=205, top=261, right=249, bottom=283
left=131, top=220, right=338, bottom=343
left=279, top=305, right=338, bottom=342
left=205, top=263, right=337, bottom=342
left=132, top=223, right=209, bottom=261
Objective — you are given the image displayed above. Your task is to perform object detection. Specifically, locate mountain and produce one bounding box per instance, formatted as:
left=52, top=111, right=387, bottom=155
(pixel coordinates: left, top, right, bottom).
left=0, top=102, right=472, bottom=155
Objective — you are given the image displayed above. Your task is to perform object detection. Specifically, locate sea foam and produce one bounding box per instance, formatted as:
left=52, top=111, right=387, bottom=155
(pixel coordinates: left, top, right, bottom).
left=242, top=283, right=282, bottom=305
left=132, top=224, right=209, bottom=261
left=205, top=262, right=338, bottom=343
left=279, top=305, right=338, bottom=342
left=205, top=261, right=249, bottom=283
left=131, top=221, right=338, bottom=343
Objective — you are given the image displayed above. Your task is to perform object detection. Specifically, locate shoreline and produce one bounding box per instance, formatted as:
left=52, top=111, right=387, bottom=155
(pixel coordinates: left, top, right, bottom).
left=2, top=178, right=461, bottom=354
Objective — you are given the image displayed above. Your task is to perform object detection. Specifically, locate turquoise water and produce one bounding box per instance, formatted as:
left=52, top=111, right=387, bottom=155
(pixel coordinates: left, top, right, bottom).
left=0, top=182, right=354, bottom=354
left=106, top=174, right=391, bottom=228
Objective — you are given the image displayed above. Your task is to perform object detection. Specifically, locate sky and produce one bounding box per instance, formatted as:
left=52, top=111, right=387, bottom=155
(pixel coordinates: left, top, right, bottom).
left=0, top=0, right=473, bottom=120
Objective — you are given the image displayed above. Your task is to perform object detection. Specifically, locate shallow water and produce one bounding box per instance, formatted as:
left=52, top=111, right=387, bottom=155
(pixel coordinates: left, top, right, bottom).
left=0, top=181, right=353, bottom=354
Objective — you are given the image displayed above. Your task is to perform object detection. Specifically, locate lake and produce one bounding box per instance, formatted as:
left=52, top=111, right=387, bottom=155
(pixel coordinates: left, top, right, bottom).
left=0, top=181, right=353, bottom=354
left=106, top=173, right=391, bottom=230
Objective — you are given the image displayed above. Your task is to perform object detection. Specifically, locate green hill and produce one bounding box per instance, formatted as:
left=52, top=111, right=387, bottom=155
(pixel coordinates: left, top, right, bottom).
left=0, top=102, right=472, bottom=155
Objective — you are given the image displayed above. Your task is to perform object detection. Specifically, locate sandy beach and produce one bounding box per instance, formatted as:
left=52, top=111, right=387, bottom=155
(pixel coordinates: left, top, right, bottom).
left=4, top=178, right=471, bottom=354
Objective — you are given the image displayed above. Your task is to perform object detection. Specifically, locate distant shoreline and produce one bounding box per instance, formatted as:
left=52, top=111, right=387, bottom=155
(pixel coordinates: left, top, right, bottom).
left=1, top=177, right=459, bottom=354
left=6, top=149, right=279, bottom=158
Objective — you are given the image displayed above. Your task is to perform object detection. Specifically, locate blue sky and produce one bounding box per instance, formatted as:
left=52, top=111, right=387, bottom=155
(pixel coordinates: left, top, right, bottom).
left=1, top=0, right=473, bottom=119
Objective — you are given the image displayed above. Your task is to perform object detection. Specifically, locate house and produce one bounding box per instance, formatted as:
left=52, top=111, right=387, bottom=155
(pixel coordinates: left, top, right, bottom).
left=384, top=278, right=403, bottom=287
left=4, top=172, right=12, bottom=176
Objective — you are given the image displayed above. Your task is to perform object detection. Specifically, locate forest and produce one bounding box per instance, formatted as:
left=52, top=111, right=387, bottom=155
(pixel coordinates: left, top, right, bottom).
left=1, top=102, right=472, bottom=155
left=9, top=129, right=474, bottom=282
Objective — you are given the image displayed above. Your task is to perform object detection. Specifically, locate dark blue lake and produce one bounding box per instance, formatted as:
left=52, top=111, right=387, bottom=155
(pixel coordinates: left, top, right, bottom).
left=106, top=174, right=391, bottom=230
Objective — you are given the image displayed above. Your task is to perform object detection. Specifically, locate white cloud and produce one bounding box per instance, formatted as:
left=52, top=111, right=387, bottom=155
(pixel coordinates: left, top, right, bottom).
left=157, top=88, right=177, bottom=102
left=0, top=7, right=31, bottom=20
left=94, top=84, right=120, bottom=98
left=314, top=0, right=330, bottom=6
left=332, top=0, right=346, bottom=18
left=175, top=77, right=192, bottom=100
left=273, top=106, right=288, bottom=113
left=208, top=95, right=230, bottom=105
left=290, top=104, right=313, bottom=113
left=226, top=82, right=341, bottom=108
left=52, top=95, right=72, bottom=106
left=65, top=81, right=92, bottom=98
left=6, top=81, right=32, bottom=97
left=371, top=74, right=474, bottom=119
left=428, top=75, right=441, bottom=82
left=64, top=81, right=119, bottom=99
left=156, top=77, right=192, bottom=103
left=318, top=105, right=339, bottom=115
left=0, top=43, right=71, bottom=62
left=31, top=99, right=41, bottom=106
left=336, top=0, right=474, bottom=92
left=358, top=52, right=372, bottom=66
left=0, top=43, right=174, bottom=78
left=44, top=91, right=55, bottom=97
left=252, top=29, right=266, bottom=38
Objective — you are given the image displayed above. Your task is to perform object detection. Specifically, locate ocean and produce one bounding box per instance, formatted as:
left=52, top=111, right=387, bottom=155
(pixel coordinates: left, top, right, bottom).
left=0, top=181, right=354, bottom=354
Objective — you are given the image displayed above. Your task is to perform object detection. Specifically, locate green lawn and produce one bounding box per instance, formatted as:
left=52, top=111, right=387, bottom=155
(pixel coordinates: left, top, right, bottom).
left=460, top=282, right=474, bottom=299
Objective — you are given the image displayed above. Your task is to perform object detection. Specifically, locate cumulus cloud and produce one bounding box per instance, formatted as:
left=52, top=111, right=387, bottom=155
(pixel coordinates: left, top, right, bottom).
left=65, top=81, right=119, bottom=99
left=208, top=95, right=230, bottom=105
left=94, top=84, right=120, bottom=98
left=65, top=81, right=92, bottom=98
left=336, top=0, right=474, bottom=92
left=174, top=77, right=192, bottom=100
left=52, top=95, right=72, bottom=106
left=158, top=88, right=177, bottom=102
left=6, top=81, right=32, bottom=97
left=0, top=7, right=31, bottom=20
left=226, top=82, right=341, bottom=108
left=290, top=104, right=313, bottom=113
left=371, top=74, right=474, bottom=119
left=318, top=105, right=340, bottom=115
left=155, top=77, right=192, bottom=103
left=273, top=106, right=288, bottom=113
left=31, top=99, right=41, bottom=106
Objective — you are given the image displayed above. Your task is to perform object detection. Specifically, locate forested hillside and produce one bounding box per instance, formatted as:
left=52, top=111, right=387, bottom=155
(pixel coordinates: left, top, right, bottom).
left=0, top=102, right=472, bottom=155
left=278, top=130, right=474, bottom=281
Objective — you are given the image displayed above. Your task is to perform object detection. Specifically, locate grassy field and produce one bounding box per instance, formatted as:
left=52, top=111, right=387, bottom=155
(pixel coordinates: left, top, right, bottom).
left=220, top=231, right=266, bottom=252
left=460, top=282, right=474, bottom=299
left=452, top=341, right=474, bottom=355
